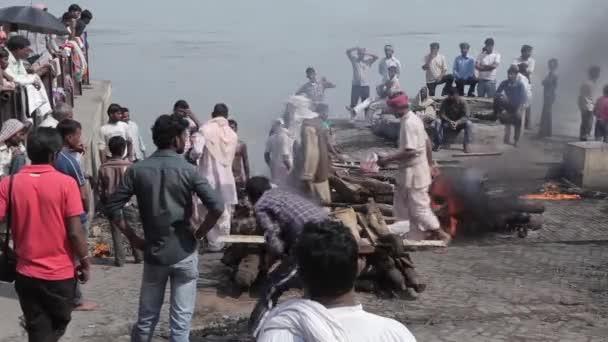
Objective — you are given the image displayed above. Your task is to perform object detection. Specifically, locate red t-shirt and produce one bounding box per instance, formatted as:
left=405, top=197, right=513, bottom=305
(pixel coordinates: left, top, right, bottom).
left=0, top=165, right=84, bottom=280
left=595, top=96, right=608, bottom=122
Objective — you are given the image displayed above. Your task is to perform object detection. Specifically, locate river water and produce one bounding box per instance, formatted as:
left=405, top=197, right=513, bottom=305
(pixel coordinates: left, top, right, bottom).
left=5, top=0, right=608, bottom=171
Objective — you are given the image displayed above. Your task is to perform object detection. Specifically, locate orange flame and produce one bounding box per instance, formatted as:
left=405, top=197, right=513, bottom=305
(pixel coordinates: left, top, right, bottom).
left=94, top=243, right=111, bottom=258
left=521, top=193, right=581, bottom=200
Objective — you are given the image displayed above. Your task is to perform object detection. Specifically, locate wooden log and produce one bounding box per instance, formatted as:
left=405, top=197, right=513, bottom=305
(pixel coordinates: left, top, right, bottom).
left=329, top=175, right=368, bottom=204
left=328, top=203, right=394, bottom=217
left=452, top=152, right=503, bottom=157
left=402, top=239, right=447, bottom=248
left=343, top=175, right=394, bottom=194
left=330, top=207, right=362, bottom=241
left=218, top=235, right=265, bottom=244
left=234, top=254, right=261, bottom=288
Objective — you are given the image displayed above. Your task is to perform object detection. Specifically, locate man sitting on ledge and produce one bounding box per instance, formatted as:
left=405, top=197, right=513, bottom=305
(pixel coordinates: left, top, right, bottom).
left=432, top=87, right=472, bottom=153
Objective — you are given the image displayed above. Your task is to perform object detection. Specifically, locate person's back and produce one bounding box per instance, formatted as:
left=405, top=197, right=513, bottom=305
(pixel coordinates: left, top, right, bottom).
left=98, top=157, right=131, bottom=203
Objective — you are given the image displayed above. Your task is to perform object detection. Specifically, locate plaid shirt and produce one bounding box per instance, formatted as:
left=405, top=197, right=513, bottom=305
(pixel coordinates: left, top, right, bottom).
left=255, top=188, right=328, bottom=256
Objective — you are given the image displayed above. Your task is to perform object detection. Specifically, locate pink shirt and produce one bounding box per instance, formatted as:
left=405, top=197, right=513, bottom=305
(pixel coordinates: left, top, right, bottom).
left=595, top=96, right=608, bottom=121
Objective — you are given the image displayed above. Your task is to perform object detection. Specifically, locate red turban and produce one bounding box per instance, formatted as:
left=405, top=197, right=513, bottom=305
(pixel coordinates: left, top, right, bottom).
left=387, top=94, right=409, bottom=109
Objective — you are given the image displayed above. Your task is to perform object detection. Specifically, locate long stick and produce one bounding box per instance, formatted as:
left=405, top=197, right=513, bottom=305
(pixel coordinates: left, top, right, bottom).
left=452, top=152, right=503, bottom=157
left=218, top=235, right=447, bottom=248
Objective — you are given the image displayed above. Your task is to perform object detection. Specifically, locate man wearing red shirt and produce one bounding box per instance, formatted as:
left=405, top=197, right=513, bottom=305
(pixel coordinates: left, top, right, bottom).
left=0, top=127, right=89, bottom=341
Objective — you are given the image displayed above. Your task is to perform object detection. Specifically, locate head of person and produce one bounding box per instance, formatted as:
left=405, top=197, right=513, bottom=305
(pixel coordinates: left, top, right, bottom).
left=430, top=42, right=440, bottom=55
left=517, top=63, right=528, bottom=75
left=27, top=127, right=62, bottom=165
left=228, top=119, right=238, bottom=132
left=245, top=176, right=272, bottom=204
left=121, top=107, right=130, bottom=122
left=548, top=58, right=559, bottom=72
left=484, top=38, right=495, bottom=53
left=0, top=119, right=26, bottom=147
left=211, top=103, right=229, bottom=118
left=589, top=65, right=601, bottom=81
left=173, top=99, right=190, bottom=116
left=52, top=102, right=74, bottom=122
left=68, top=4, right=82, bottom=18
left=507, top=65, right=519, bottom=81
left=56, top=119, right=82, bottom=149
left=446, top=86, right=459, bottom=101
left=107, top=103, right=123, bottom=122
left=62, top=12, right=77, bottom=27
left=6, top=36, right=32, bottom=60
left=152, top=114, right=189, bottom=153
left=387, top=93, right=410, bottom=118
left=521, top=45, right=533, bottom=59
left=357, top=47, right=366, bottom=61
left=388, top=65, right=398, bottom=79
left=459, top=42, right=470, bottom=57
left=80, top=10, right=93, bottom=25
left=296, top=220, right=359, bottom=301
left=315, top=103, right=329, bottom=121
left=305, top=67, right=317, bottom=82
left=384, top=44, right=394, bottom=58
left=0, top=48, right=9, bottom=70
left=108, top=136, right=126, bottom=158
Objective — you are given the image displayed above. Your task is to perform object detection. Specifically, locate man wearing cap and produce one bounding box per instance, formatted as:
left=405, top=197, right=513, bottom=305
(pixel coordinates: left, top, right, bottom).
left=378, top=45, right=402, bottom=82
left=0, top=119, right=27, bottom=178
left=377, top=95, right=451, bottom=242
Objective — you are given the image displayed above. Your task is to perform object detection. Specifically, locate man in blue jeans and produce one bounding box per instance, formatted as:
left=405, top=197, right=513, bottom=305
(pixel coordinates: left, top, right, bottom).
left=106, top=115, right=224, bottom=342
left=433, top=87, right=473, bottom=153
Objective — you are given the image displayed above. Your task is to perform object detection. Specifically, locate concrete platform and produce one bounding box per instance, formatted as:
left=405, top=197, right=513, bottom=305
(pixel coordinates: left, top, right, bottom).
left=563, top=141, right=608, bottom=190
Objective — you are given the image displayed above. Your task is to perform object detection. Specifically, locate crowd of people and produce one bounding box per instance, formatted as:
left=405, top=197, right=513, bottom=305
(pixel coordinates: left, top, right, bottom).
left=3, top=4, right=608, bottom=342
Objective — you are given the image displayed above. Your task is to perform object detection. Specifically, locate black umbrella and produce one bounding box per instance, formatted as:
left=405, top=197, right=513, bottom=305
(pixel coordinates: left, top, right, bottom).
left=0, top=6, right=68, bottom=36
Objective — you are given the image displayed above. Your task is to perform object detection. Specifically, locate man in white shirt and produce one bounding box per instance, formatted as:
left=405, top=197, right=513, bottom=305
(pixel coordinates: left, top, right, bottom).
left=350, top=66, right=401, bottom=120
left=513, top=45, right=535, bottom=129
left=265, top=117, right=294, bottom=187
left=422, top=42, right=453, bottom=96
left=378, top=94, right=451, bottom=242
left=578, top=66, right=601, bottom=141
left=346, top=46, right=378, bottom=114
left=378, top=44, right=402, bottom=82
left=257, top=220, right=417, bottom=342
left=475, top=38, right=501, bottom=98
left=98, top=104, right=132, bottom=163
left=38, top=103, right=73, bottom=128
left=121, top=107, right=146, bottom=162
left=4, top=36, right=52, bottom=119
left=189, top=103, right=238, bottom=252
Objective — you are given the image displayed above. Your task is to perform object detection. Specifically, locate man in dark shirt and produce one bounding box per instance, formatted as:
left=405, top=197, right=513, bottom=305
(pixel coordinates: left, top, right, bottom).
left=245, top=176, right=329, bottom=335
left=433, top=87, right=473, bottom=153
left=106, top=115, right=224, bottom=342
left=494, top=65, right=528, bottom=147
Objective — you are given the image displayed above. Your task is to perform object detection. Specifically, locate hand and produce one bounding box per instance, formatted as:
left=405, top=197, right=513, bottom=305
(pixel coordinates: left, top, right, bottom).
left=77, top=258, right=91, bottom=284
left=450, top=121, right=457, bottom=130
left=431, top=165, right=440, bottom=178
left=194, top=226, right=207, bottom=240
left=33, top=81, right=41, bottom=90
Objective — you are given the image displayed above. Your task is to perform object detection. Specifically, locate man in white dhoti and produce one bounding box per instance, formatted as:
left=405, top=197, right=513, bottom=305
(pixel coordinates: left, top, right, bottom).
left=5, top=36, right=52, bottom=119
left=377, top=94, right=451, bottom=242
left=350, top=65, right=402, bottom=121
left=264, top=117, right=294, bottom=187
left=190, top=103, right=238, bottom=251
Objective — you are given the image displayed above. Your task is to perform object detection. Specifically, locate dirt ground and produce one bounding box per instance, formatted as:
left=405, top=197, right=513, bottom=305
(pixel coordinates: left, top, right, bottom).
left=1, top=123, right=608, bottom=341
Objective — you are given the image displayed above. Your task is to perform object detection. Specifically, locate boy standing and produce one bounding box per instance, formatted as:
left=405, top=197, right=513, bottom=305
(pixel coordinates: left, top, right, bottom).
left=594, top=85, right=608, bottom=142
left=578, top=66, right=601, bottom=141
left=98, top=103, right=132, bottom=163
left=98, top=136, right=143, bottom=266
left=538, top=59, right=559, bottom=138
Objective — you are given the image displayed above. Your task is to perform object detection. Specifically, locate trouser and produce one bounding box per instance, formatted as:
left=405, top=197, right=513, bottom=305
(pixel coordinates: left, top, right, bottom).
left=426, top=74, right=454, bottom=96
left=205, top=204, right=233, bottom=251
left=393, top=185, right=440, bottom=241
left=15, top=273, right=76, bottom=342
left=501, top=108, right=524, bottom=144
left=538, top=98, right=554, bottom=137
left=302, top=180, right=332, bottom=205
left=352, top=97, right=388, bottom=120
left=477, top=79, right=497, bottom=98
left=350, top=85, right=370, bottom=108
left=433, top=119, right=472, bottom=147
left=132, top=252, right=199, bottom=342
left=524, top=105, right=532, bottom=130
left=248, top=258, right=299, bottom=336
left=595, top=120, right=608, bottom=142
left=580, top=110, right=594, bottom=141
left=73, top=218, right=90, bottom=307
left=455, top=77, right=478, bottom=96
left=109, top=206, right=144, bottom=266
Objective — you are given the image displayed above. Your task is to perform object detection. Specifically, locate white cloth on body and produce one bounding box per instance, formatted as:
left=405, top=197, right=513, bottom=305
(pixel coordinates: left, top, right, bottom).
left=476, top=51, right=501, bottom=81
left=512, top=56, right=535, bottom=75
left=423, top=54, right=448, bottom=83
left=126, top=120, right=146, bottom=160
left=38, top=115, right=59, bottom=128
left=5, top=50, right=52, bottom=117
left=98, top=121, right=132, bottom=158
left=379, top=56, right=402, bottom=82
left=257, top=299, right=416, bottom=342
left=265, top=127, right=294, bottom=186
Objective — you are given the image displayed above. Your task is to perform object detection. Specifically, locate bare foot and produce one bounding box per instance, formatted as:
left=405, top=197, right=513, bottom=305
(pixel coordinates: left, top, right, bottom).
left=74, top=302, right=99, bottom=311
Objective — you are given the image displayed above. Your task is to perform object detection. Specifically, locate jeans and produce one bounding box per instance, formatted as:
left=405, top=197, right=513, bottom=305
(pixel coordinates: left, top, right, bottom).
left=110, top=206, right=144, bottom=266
left=350, top=85, right=370, bottom=108
left=595, top=120, right=608, bottom=142
left=426, top=74, right=454, bottom=96
left=15, top=273, right=76, bottom=342
left=132, top=252, right=199, bottom=342
left=455, top=77, right=478, bottom=96
left=477, top=79, right=496, bottom=98
left=580, top=110, right=594, bottom=141
left=73, top=218, right=90, bottom=306
left=495, top=96, right=523, bottom=144
left=433, top=119, right=472, bottom=146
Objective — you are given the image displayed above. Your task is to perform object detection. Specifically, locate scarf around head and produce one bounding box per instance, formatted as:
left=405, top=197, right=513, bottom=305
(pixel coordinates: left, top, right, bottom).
left=257, top=298, right=349, bottom=342
left=201, top=116, right=238, bottom=167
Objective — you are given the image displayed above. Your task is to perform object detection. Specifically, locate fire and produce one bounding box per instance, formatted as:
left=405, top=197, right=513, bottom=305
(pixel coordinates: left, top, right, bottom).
left=521, top=193, right=581, bottom=200
left=94, top=243, right=111, bottom=257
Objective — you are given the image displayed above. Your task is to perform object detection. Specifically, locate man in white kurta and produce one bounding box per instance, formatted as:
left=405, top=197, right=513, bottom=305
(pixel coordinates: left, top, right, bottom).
left=378, top=94, right=449, bottom=242
left=5, top=36, right=52, bottom=119
left=189, top=104, right=238, bottom=251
